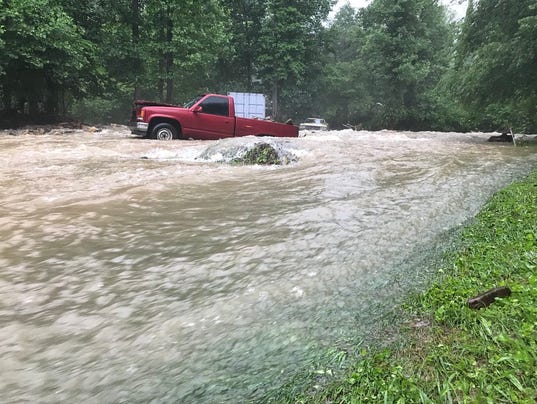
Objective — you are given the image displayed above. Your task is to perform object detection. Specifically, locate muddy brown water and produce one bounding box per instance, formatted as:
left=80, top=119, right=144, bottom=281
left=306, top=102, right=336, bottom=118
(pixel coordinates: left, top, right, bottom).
left=1, top=127, right=536, bottom=402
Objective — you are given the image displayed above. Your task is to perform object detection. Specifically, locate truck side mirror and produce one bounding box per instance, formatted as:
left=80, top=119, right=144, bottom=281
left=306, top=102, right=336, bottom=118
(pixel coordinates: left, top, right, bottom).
left=193, top=105, right=203, bottom=113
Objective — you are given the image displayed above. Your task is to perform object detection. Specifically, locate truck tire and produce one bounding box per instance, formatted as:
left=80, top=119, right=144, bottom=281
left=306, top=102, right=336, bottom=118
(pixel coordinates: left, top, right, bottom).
left=152, top=123, right=178, bottom=141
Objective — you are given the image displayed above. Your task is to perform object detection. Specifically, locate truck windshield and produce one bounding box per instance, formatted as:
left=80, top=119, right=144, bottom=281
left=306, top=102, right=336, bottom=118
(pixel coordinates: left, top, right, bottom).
left=183, top=95, right=203, bottom=109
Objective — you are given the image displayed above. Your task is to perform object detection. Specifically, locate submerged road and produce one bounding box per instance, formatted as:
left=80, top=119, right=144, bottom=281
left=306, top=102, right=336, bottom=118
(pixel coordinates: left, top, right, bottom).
left=1, top=127, right=536, bottom=401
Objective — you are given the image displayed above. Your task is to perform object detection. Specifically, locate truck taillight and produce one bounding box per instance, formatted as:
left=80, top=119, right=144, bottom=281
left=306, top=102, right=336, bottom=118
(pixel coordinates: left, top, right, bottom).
left=138, top=108, right=145, bottom=120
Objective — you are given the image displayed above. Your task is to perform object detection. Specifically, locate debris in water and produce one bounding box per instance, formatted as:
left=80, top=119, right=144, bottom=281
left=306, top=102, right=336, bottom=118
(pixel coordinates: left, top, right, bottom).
left=232, top=143, right=281, bottom=165
left=487, top=133, right=513, bottom=143
left=197, top=139, right=297, bottom=165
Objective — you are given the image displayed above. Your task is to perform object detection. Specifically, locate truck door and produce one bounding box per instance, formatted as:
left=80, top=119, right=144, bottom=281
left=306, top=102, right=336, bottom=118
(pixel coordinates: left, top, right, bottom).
left=189, top=95, right=235, bottom=139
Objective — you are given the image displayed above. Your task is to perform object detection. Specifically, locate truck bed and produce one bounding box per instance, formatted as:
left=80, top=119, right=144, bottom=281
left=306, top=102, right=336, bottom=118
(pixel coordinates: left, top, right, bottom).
left=235, top=117, right=298, bottom=138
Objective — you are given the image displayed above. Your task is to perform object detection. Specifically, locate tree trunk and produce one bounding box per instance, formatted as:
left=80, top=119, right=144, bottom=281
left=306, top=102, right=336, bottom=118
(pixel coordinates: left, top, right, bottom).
left=29, top=99, right=39, bottom=116
left=158, top=53, right=165, bottom=102
left=2, top=87, right=12, bottom=112
left=133, top=85, right=142, bottom=102
left=45, top=77, right=58, bottom=116
left=157, top=9, right=165, bottom=102
left=165, top=6, right=174, bottom=103
left=60, top=89, right=66, bottom=116
left=132, top=0, right=142, bottom=101
left=272, top=82, right=278, bottom=119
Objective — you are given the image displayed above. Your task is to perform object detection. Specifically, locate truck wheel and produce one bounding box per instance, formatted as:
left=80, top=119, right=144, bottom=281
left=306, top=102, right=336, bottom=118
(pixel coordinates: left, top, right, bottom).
left=152, top=123, right=178, bottom=141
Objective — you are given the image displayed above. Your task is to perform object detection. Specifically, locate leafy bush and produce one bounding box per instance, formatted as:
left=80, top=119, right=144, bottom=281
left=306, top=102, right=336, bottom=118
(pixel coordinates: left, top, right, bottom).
left=232, top=143, right=281, bottom=165
left=70, top=94, right=132, bottom=125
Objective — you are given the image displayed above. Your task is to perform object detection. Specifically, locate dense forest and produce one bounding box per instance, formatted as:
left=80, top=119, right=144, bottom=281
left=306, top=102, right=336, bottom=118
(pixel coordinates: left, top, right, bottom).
left=0, top=0, right=536, bottom=132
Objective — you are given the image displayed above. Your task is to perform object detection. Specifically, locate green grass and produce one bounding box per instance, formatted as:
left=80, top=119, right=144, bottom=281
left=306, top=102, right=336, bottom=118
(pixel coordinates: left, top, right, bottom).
left=293, top=170, right=537, bottom=403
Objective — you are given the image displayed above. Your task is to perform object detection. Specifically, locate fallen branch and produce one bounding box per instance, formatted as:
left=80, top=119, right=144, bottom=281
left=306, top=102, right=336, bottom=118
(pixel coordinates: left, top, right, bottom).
left=487, top=132, right=513, bottom=143
left=343, top=123, right=363, bottom=131
left=468, top=286, right=511, bottom=309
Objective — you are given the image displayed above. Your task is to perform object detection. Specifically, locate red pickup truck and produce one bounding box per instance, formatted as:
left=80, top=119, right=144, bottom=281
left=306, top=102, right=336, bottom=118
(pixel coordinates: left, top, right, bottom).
left=132, top=94, right=298, bottom=140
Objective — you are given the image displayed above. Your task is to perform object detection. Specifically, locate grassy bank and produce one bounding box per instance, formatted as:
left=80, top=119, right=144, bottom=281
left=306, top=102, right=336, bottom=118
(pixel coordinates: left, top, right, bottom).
left=295, top=171, right=537, bottom=403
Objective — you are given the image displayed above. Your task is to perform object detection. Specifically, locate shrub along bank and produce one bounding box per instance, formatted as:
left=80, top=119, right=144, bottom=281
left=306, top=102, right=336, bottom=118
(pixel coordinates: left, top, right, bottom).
left=298, top=170, right=537, bottom=403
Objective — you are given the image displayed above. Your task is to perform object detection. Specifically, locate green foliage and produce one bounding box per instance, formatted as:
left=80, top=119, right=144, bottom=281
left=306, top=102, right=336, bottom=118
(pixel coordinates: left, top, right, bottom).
left=0, top=0, right=535, bottom=130
left=0, top=0, right=231, bottom=121
left=1, top=0, right=98, bottom=116
left=320, top=0, right=456, bottom=129
left=255, top=0, right=332, bottom=118
left=320, top=6, right=373, bottom=127
left=217, top=0, right=267, bottom=91
left=256, top=0, right=332, bottom=84
left=360, top=0, right=455, bottom=129
left=0, top=3, right=5, bottom=77
left=453, top=0, right=537, bottom=132
left=70, top=83, right=133, bottom=124
left=232, top=143, right=281, bottom=165
left=142, top=0, right=230, bottom=102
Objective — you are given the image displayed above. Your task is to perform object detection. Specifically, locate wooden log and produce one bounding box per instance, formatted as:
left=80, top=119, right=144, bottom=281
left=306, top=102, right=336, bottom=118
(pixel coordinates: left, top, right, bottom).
left=487, top=133, right=513, bottom=143
left=468, top=286, right=511, bottom=309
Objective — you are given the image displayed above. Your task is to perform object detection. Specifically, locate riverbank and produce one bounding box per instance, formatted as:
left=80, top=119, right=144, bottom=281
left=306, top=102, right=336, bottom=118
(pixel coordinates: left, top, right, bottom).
left=293, top=170, right=537, bottom=402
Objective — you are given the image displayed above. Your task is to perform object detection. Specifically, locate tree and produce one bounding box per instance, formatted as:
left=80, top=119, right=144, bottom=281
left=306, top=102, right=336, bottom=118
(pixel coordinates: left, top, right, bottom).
left=256, top=0, right=333, bottom=118
left=454, top=0, right=537, bottom=132
left=94, top=0, right=145, bottom=100
left=61, top=0, right=150, bottom=123
left=359, top=0, right=454, bottom=129
left=66, top=0, right=231, bottom=121
left=143, top=0, right=230, bottom=103
left=1, top=0, right=97, bottom=118
left=319, top=4, right=373, bottom=127
left=0, top=2, right=5, bottom=78
left=218, top=0, right=267, bottom=91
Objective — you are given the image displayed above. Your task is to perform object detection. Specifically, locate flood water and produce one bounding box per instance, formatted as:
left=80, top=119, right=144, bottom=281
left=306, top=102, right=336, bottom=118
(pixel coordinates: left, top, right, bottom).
left=1, top=127, right=536, bottom=402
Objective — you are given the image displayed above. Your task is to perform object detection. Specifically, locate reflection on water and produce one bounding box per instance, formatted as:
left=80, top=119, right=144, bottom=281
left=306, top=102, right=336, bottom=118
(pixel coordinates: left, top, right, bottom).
left=1, top=128, right=536, bottom=402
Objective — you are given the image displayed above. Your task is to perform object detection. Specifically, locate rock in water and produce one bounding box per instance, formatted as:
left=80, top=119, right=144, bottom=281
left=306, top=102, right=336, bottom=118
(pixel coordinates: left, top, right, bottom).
left=198, top=139, right=297, bottom=165
left=232, top=143, right=281, bottom=165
